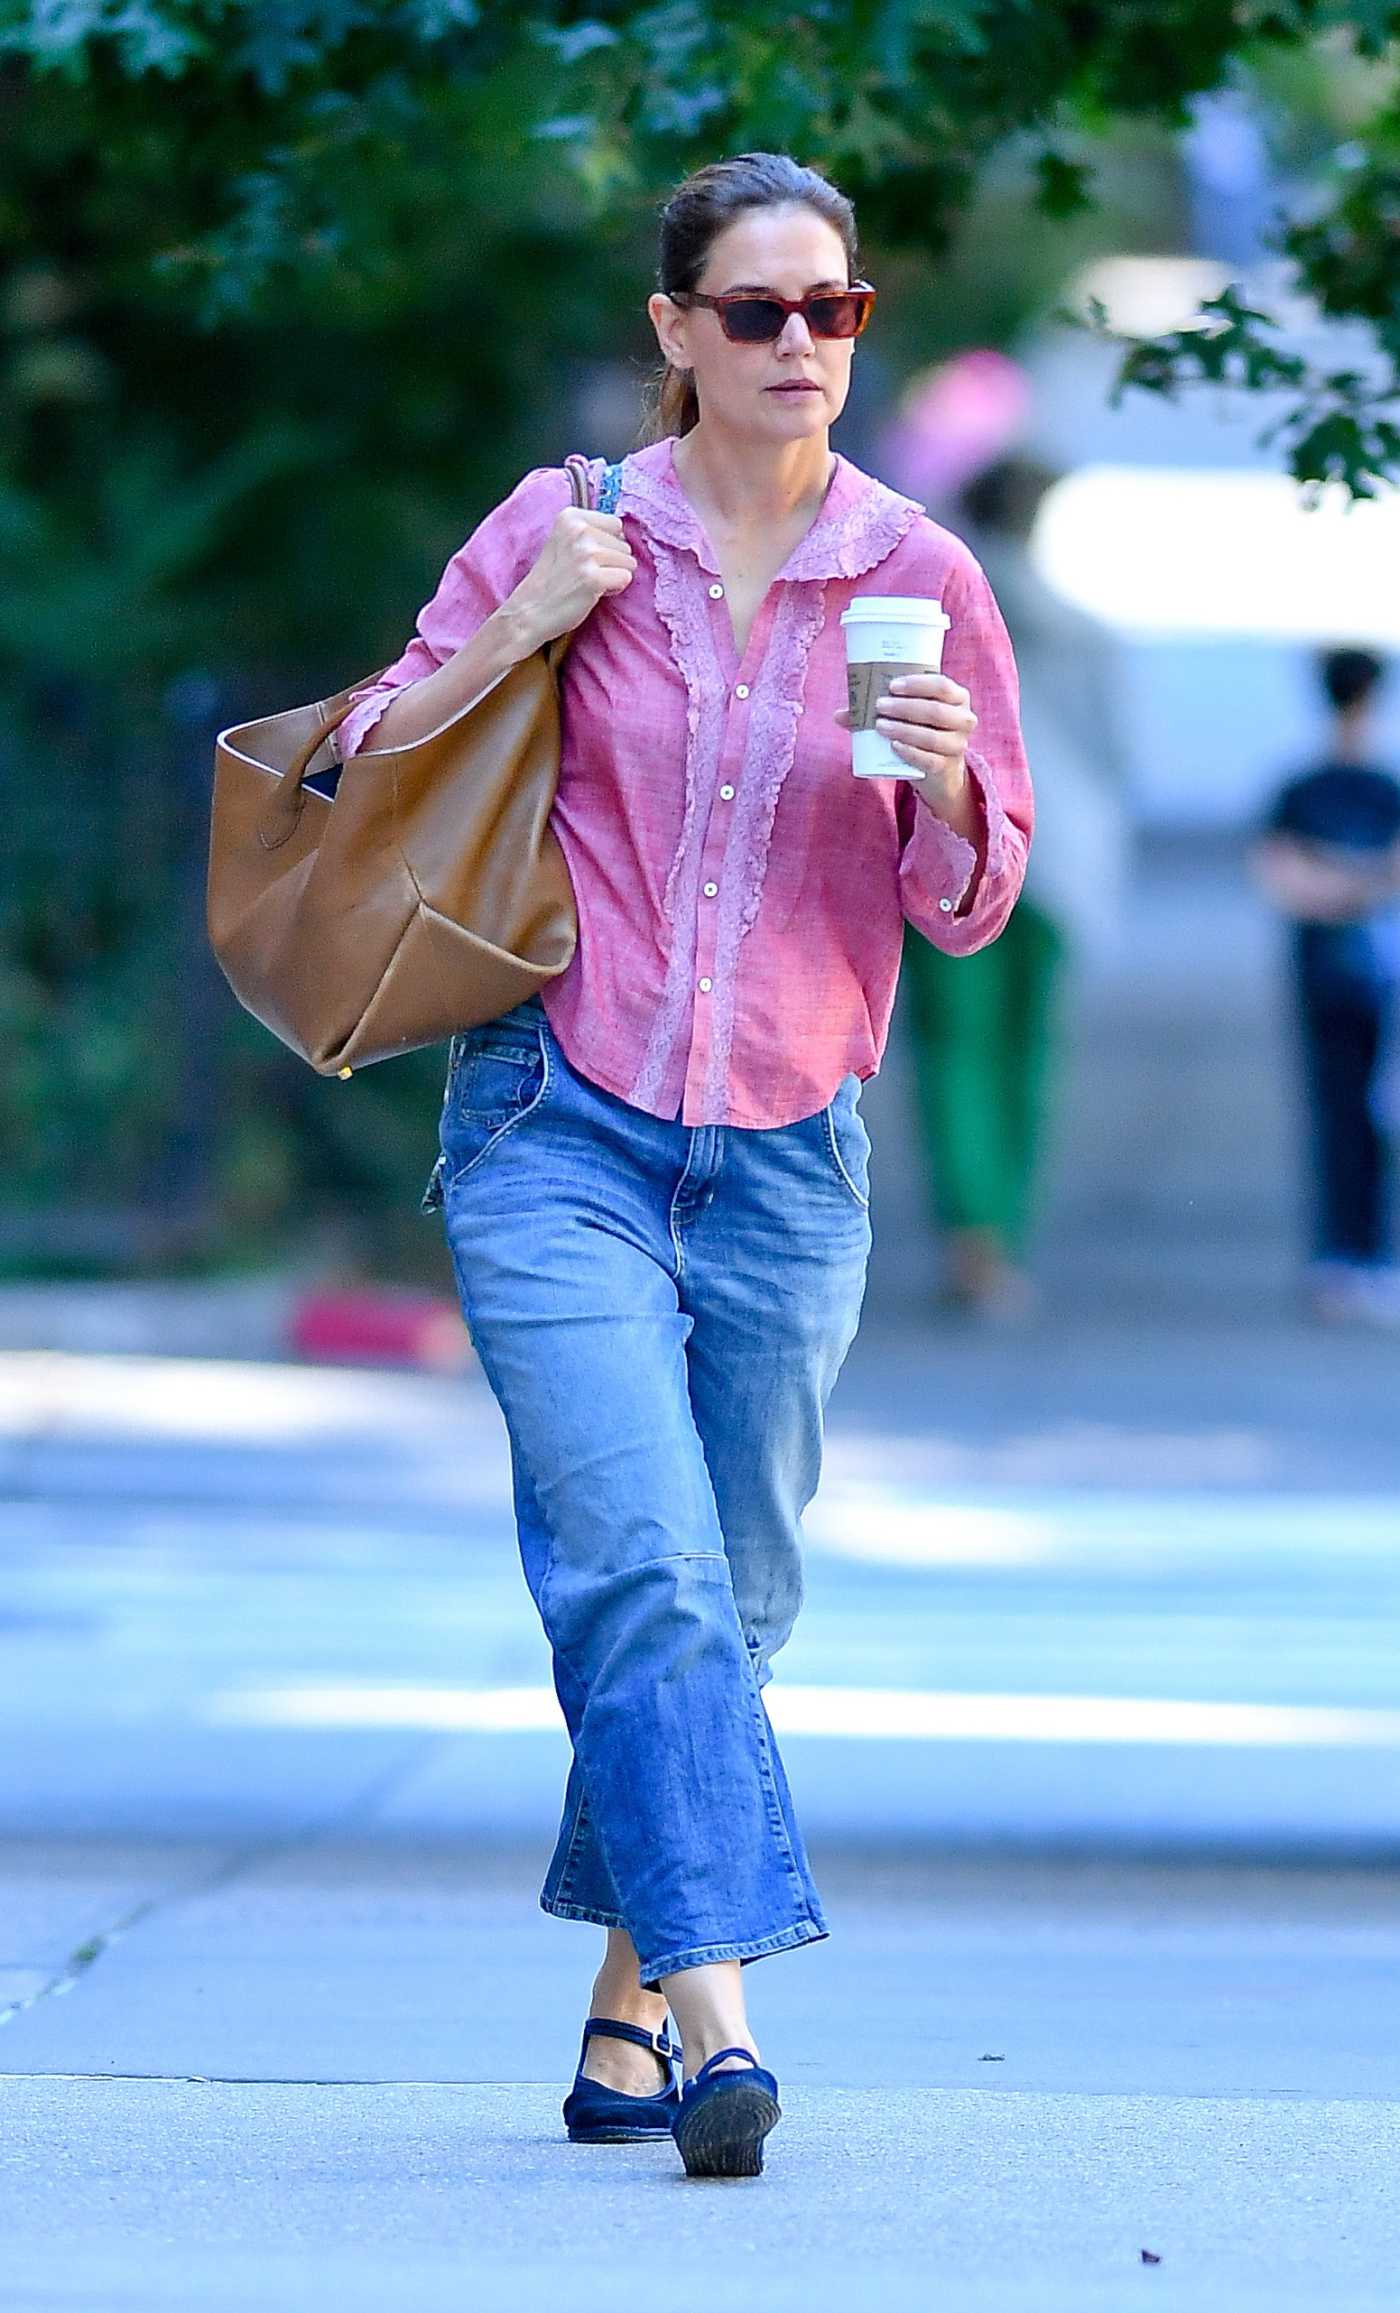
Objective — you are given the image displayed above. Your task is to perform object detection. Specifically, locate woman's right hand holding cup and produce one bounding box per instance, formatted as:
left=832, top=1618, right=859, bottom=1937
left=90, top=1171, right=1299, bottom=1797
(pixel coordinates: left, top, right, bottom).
left=503, top=503, right=637, bottom=651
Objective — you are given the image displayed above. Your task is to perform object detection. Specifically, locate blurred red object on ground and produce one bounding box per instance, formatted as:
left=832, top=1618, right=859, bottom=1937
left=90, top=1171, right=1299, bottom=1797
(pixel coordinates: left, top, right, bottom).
left=288, top=1287, right=473, bottom=1373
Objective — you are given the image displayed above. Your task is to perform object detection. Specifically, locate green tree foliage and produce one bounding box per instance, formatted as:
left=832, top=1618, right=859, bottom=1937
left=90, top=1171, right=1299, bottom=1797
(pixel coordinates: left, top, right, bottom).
left=3, top=1, right=1396, bottom=484
left=0, top=0, right=1395, bottom=1266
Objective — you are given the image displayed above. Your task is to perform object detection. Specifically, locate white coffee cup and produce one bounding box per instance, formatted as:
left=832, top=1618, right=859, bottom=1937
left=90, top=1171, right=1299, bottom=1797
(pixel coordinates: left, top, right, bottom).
left=840, top=595, right=951, bottom=779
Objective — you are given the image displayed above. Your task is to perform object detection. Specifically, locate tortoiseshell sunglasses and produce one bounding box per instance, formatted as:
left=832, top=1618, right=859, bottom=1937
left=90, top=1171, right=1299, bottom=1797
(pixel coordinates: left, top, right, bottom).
left=670, top=280, right=877, bottom=344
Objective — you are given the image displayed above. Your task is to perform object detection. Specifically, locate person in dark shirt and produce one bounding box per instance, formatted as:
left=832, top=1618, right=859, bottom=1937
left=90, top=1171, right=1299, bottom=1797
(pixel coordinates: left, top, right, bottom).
left=1251, top=647, right=1400, bottom=1323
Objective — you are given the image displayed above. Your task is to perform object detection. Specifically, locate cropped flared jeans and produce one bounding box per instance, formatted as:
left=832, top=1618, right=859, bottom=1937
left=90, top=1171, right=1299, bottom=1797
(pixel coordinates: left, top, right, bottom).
left=427, top=994, right=872, bottom=1988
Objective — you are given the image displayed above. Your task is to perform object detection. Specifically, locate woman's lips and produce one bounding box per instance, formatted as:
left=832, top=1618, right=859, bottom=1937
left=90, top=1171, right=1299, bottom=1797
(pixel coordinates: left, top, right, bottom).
left=767, top=382, right=821, bottom=393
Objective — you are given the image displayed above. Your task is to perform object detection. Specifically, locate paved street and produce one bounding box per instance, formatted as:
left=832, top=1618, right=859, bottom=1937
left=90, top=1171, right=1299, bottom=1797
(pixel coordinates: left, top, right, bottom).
left=2, top=1326, right=1399, bottom=2308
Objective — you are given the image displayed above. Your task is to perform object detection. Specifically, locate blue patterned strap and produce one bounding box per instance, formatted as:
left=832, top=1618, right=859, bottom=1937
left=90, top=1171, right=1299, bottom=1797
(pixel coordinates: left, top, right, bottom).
left=597, top=458, right=623, bottom=515
left=581, top=2015, right=681, bottom=2063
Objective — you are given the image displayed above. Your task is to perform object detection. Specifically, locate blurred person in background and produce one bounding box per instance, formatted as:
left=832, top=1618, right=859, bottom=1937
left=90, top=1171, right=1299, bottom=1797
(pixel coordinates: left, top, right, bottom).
left=1252, top=648, right=1400, bottom=1326
left=893, top=439, right=1128, bottom=1320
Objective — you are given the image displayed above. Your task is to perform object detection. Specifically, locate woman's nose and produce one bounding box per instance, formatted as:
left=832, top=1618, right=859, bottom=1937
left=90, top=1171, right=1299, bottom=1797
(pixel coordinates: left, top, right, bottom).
left=779, top=313, right=815, bottom=355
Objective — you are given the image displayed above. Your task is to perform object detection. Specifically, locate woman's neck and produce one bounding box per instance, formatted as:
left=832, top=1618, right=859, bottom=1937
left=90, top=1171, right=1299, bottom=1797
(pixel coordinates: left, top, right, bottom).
left=671, top=425, right=835, bottom=536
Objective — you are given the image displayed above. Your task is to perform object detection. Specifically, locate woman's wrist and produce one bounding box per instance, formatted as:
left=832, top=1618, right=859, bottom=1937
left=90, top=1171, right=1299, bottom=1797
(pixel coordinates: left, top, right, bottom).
left=368, top=603, right=544, bottom=752
left=914, top=762, right=979, bottom=843
left=488, top=597, right=550, bottom=664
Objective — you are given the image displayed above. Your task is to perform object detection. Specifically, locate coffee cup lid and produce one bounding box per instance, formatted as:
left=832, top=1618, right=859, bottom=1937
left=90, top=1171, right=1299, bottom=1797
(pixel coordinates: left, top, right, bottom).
left=840, top=595, right=949, bottom=625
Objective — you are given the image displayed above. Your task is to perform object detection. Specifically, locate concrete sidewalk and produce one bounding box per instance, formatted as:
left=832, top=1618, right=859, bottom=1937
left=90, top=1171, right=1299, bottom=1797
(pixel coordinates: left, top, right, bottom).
left=3, top=1837, right=1400, bottom=2312
left=3, top=1323, right=1399, bottom=2308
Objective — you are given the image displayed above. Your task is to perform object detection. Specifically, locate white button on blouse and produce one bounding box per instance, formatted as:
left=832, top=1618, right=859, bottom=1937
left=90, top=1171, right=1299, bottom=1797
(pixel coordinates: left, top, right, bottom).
left=708, top=583, right=724, bottom=600
left=703, top=882, right=718, bottom=897
left=938, top=897, right=954, bottom=912
left=719, top=784, right=735, bottom=801
left=698, top=976, right=713, bottom=993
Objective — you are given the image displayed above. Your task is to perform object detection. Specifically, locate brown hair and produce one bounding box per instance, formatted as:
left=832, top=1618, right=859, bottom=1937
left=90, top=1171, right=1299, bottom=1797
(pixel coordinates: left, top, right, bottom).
left=636, top=152, right=860, bottom=445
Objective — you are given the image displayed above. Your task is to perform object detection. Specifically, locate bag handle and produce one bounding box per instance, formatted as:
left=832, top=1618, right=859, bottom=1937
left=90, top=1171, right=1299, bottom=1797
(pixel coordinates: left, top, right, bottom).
left=258, top=454, right=598, bottom=850
left=543, top=454, right=598, bottom=674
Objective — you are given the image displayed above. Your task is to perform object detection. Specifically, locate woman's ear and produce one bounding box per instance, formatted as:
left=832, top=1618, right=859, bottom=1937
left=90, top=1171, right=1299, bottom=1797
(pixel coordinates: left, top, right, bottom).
left=647, top=290, right=689, bottom=371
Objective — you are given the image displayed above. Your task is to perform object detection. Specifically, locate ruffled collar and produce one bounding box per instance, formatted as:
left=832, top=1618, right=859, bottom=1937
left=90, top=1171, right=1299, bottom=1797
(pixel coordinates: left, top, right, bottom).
left=616, top=433, right=926, bottom=583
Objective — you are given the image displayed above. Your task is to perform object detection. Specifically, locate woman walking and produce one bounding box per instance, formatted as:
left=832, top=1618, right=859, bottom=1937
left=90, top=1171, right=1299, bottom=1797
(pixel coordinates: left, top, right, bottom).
left=336, top=151, right=1031, bottom=2177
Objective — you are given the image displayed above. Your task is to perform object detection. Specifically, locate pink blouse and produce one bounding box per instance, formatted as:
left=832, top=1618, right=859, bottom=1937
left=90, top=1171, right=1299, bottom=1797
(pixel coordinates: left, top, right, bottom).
left=337, top=434, right=1032, bottom=1129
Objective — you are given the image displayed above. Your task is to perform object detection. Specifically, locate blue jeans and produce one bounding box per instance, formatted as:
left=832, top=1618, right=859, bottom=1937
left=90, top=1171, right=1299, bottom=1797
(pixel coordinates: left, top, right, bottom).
left=1296, top=975, right=1393, bottom=1265
left=427, top=995, right=872, bottom=1987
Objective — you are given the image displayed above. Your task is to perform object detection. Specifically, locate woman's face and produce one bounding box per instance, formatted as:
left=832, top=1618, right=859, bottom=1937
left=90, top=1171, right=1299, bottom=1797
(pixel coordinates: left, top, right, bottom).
left=650, top=203, right=857, bottom=441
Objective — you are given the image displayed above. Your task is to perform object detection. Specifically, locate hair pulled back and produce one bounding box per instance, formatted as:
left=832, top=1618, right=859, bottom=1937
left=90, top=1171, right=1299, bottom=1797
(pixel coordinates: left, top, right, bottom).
left=637, top=152, right=859, bottom=445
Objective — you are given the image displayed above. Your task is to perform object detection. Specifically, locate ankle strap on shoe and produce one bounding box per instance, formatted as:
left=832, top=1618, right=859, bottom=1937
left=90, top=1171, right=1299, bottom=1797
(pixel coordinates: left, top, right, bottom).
left=690, top=2046, right=758, bottom=2087
left=581, top=2016, right=681, bottom=2064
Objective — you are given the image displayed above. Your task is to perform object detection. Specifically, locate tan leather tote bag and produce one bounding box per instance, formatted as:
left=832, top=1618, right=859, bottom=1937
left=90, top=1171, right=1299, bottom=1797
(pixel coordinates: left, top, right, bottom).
left=208, top=453, right=601, bottom=1077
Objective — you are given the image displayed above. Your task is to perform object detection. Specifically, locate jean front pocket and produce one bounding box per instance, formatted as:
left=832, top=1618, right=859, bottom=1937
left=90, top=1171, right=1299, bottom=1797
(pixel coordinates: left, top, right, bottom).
left=453, top=1031, right=545, bottom=1129
left=432, top=1016, right=551, bottom=1198
left=821, top=1075, right=871, bottom=1210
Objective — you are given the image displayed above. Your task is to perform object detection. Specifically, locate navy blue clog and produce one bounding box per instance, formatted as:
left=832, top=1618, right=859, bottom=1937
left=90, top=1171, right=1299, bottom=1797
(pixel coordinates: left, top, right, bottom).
left=672, top=2046, right=782, bottom=2178
left=562, top=2016, right=683, bottom=2143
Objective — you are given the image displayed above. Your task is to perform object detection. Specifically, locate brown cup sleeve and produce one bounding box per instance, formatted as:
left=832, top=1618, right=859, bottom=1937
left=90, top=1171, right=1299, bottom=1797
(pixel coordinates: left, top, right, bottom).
left=846, top=658, right=941, bottom=731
